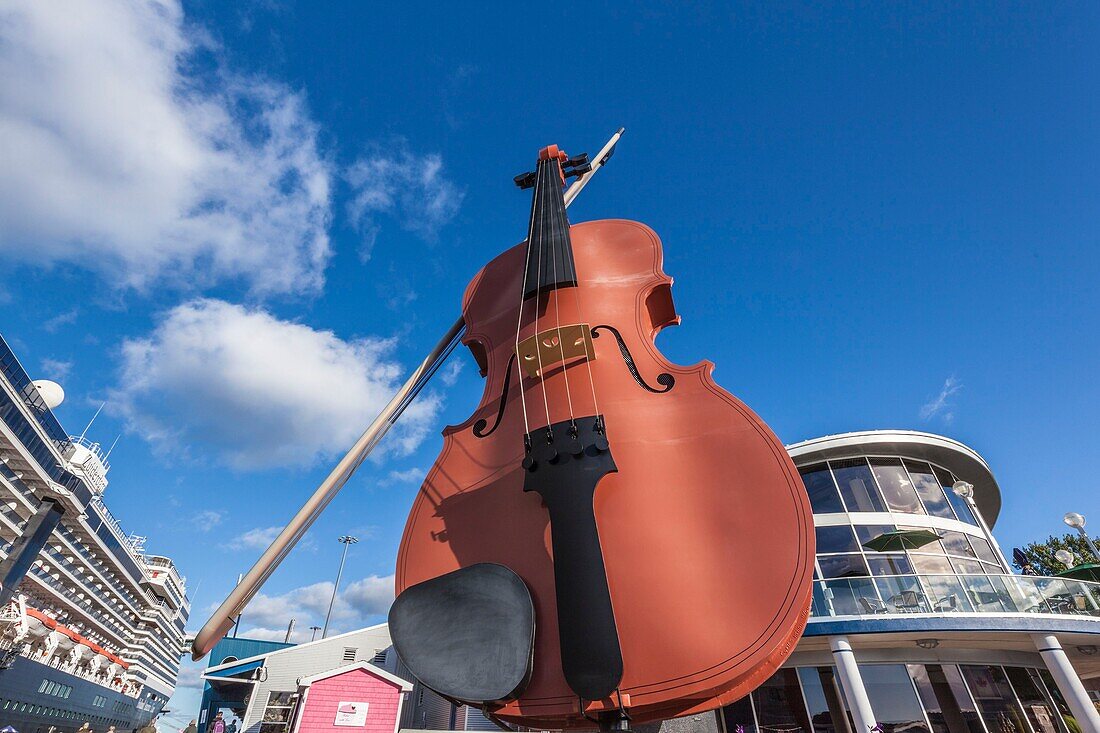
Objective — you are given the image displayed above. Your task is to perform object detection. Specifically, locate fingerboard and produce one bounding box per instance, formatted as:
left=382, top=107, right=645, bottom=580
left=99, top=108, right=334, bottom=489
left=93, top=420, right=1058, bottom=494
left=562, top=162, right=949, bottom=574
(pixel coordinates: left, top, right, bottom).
left=522, top=156, right=577, bottom=301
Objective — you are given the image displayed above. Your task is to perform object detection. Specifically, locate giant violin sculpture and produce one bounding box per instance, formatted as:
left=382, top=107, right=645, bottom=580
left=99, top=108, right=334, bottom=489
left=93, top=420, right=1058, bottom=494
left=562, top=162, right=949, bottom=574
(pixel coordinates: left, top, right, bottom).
left=390, top=144, right=814, bottom=730
left=190, top=132, right=814, bottom=732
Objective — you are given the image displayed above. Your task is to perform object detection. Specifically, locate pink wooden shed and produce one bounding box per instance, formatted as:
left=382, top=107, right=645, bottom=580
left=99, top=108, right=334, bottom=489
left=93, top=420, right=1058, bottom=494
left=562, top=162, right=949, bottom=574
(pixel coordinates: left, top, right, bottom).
left=290, top=662, right=414, bottom=733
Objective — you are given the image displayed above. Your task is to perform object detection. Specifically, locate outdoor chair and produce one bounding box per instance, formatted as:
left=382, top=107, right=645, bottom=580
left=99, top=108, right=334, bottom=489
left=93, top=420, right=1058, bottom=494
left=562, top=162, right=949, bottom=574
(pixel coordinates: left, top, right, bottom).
left=859, top=597, right=888, bottom=614
left=933, top=595, right=958, bottom=612
left=890, top=590, right=923, bottom=613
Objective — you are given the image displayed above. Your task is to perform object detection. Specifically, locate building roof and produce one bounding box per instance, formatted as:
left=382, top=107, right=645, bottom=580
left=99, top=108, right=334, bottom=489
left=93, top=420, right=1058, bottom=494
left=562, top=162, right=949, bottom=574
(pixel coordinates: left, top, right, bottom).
left=786, top=430, right=1001, bottom=525
left=296, top=661, right=412, bottom=691
left=203, top=622, right=390, bottom=675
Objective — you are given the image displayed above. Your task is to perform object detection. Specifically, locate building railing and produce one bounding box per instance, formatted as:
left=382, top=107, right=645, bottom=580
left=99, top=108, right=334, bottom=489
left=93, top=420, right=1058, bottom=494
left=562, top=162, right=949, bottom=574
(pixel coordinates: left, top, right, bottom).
left=89, top=497, right=145, bottom=559
left=27, top=566, right=130, bottom=642
left=810, top=572, right=1100, bottom=619
left=52, top=523, right=143, bottom=606
left=67, top=435, right=111, bottom=474
left=0, top=333, right=71, bottom=452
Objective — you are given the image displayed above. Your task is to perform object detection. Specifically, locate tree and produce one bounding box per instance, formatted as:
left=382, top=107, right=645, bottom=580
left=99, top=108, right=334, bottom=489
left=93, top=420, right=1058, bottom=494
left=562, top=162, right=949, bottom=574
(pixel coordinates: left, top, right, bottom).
left=1012, top=532, right=1100, bottom=576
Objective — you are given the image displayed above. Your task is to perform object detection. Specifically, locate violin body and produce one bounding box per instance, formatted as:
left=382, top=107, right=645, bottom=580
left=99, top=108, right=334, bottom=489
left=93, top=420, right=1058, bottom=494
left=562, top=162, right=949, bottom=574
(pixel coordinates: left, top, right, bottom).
left=395, top=218, right=814, bottom=728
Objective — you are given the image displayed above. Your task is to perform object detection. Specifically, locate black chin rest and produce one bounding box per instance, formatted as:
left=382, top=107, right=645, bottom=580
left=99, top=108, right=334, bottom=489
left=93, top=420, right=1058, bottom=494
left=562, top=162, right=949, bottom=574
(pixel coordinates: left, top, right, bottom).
left=389, top=563, right=535, bottom=705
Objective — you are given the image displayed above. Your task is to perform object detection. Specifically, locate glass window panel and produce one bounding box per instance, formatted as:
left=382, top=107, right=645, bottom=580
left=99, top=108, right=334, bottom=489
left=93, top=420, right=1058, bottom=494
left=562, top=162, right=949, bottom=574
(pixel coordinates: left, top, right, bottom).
left=904, top=461, right=957, bottom=520
left=920, top=574, right=974, bottom=612
left=910, top=555, right=953, bottom=575
left=959, top=665, right=1030, bottom=733
left=721, top=695, right=758, bottom=733
left=816, top=525, right=861, bottom=554
left=752, top=668, right=812, bottom=733
left=960, top=575, right=1012, bottom=612
left=1004, top=667, right=1064, bottom=733
left=950, top=558, right=985, bottom=576
left=858, top=664, right=930, bottom=733
left=811, top=580, right=831, bottom=618
left=821, top=577, right=881, bottom=616
left=941, top=532, right=977, bottom=559
left=798, top=667, right=854, bottom=733
left=1034, top=669, right=1076, bottom=733
left=899, top=526, right=945, bottom=554
left=871, top=458, right=926, bottom=515
left=855, top=524, right=897, bottom=546
left=876, top=576, right=930, bottom=613
left=801, top=465, right=845, bottom=515
left=935, top=467, right=977, bottom=525
left=830, top=458, right=887, bottom=513
left=867, top=554, right=913, bottom=576
left=818, top=554, right=870, bottom=578
left=967, top=537, right=1002, bottom=568
left=981, top=562, right=1004, bottom=576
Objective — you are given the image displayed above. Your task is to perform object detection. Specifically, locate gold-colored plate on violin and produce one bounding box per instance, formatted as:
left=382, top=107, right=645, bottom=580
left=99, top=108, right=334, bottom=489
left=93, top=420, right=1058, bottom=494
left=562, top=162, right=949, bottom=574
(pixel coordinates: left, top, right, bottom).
left=517, top=323, right=595, bottom=378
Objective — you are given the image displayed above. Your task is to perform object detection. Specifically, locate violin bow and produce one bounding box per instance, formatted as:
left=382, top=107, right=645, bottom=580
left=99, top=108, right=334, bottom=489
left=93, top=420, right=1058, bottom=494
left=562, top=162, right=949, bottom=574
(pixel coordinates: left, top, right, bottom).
left=191, top=128, right=626, bottom=659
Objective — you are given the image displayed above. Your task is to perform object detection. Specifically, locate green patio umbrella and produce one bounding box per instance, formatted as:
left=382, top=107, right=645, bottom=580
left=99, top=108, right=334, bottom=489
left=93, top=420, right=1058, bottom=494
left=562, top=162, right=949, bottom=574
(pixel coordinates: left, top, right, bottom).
left=862, top=529, right=942, bottom=552
left=1055, top=562, right=1100, bottom=583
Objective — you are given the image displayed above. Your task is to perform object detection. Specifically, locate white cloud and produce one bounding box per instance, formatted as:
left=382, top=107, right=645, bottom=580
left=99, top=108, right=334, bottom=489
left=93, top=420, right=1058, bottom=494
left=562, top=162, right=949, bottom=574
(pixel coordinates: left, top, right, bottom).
left=920, top=376, right=962, bottom=422
left=383, top=467, right=425, bottom=486
left=346, top=144, right=463, bottom=259
left=43, top=310, right=79, bottom=333
left=111, top=298, right=442, bottom=468
left=226, top=525, right=317, bottom=553
left=172, top=662, right=205, bottom=690
left=229, top=526, right=282, bottom=550
left=39, top=357, right=73, bottom=381
left=440, top=360, right=464, bottom=387
left=191, top=509, right=225, bottom=532
left=237, top=574, right=394, bottom=638
left=0, top=0, right=331, bottom=295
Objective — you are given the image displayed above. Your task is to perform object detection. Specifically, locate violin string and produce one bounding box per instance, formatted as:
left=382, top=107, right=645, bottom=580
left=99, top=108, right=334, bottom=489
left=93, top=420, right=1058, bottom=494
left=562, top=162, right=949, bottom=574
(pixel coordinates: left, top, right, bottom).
left=512, top=162, right=540, bottom=438
left=570, top=265, right=602, bottom=422
left=549, top=155, right=576, bottom=427
left=531, top=157, right=552, bottom=430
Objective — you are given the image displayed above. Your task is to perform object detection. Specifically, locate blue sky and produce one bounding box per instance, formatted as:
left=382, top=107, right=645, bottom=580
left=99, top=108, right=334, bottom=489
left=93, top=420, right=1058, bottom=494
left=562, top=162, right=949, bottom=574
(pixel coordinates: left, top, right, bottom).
left=2, top=1, right=1099, bottom=727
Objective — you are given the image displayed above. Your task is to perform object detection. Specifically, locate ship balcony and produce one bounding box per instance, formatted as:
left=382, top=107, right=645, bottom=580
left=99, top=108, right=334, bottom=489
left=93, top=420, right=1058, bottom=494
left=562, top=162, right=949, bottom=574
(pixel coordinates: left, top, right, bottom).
left=51, top=523, right=149, bottom=610
left=23, top=566, right=131, bottom=646
left=809, top=572, right=1100, bottom=620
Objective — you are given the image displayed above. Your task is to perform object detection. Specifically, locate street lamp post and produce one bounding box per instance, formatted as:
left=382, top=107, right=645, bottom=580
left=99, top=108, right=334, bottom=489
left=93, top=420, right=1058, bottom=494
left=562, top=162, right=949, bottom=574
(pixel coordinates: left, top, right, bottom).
left=951, top=481, right=1006, bottom=570
left=1062, top=512, right=1100, bottom=562
left=322, top=535, right=358, bottom=639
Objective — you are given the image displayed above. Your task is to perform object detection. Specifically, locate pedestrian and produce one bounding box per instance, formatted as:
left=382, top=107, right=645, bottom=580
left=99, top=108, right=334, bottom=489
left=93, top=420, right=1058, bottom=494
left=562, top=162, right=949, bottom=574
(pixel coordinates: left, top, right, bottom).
left=182, top=720, right=198, bottom=733
left=224, top=719, right=237, bottom=733
left=78, top=722, right=92, bottom=733
left=206, top=712, right=225, bottom=733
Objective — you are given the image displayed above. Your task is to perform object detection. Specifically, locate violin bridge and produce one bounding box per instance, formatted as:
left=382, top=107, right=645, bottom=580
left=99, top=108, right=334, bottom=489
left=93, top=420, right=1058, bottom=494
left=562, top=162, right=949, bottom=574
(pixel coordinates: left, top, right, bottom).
left=517, top=324, right=595, bottom=378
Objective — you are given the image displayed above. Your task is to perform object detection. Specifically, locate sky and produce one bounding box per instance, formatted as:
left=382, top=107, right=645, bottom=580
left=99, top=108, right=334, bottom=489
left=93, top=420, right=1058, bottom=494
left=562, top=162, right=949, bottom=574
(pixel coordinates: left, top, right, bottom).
left=2, top=1, right=1099, bottom=728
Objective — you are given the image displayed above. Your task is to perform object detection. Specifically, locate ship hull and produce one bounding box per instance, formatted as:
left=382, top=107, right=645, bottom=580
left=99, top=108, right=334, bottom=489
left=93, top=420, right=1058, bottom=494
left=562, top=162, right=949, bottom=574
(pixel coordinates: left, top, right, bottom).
left=0, top=656, right=161, bottom=732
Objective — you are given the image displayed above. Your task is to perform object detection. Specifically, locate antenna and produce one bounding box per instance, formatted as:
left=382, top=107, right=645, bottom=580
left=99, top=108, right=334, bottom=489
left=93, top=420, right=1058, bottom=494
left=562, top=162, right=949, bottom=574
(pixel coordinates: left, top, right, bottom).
left=104, top=435, right=122, bottom=460
left=78, top=402, right=106, bottom=442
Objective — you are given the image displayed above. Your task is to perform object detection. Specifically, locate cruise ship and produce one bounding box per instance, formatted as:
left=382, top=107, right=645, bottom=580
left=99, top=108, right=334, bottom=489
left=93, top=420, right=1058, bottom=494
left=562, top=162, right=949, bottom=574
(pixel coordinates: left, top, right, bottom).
left=0, top=333, right=188, bottom=732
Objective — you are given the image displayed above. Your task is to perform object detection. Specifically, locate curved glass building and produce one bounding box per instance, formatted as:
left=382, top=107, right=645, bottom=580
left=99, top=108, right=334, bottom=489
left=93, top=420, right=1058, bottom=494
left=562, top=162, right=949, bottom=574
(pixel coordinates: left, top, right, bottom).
left=715, top=431, right=1100, bottom=733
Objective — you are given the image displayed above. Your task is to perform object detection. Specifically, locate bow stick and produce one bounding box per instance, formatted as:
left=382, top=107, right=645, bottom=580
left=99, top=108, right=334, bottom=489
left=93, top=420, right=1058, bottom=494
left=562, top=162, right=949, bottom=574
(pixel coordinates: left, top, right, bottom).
left=191, top=128, right=626, bottom=659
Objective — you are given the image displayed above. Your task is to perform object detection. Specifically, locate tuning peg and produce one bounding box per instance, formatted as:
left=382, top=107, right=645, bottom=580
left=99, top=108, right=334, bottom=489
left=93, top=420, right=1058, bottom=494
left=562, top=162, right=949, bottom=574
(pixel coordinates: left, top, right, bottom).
left=564, top=163, right=593, bottom=179
left=565, top=153, right=589, bottom=168
left=513, top=171, right=536, bottom=189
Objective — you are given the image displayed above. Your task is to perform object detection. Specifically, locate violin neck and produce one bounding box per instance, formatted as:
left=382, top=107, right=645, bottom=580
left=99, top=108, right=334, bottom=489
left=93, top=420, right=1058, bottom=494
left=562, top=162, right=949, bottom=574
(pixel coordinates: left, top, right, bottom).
left=522, top=156, right=577, bottom=301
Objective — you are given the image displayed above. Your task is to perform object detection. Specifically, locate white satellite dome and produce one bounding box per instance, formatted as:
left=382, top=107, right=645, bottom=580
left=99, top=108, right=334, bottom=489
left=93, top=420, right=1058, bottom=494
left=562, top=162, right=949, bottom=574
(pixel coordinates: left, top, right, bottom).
left=32, top=379, right=65, bottom=408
